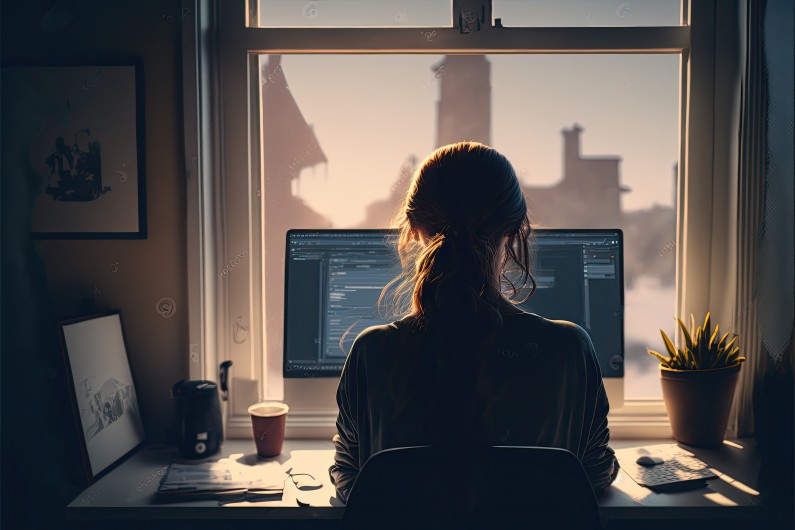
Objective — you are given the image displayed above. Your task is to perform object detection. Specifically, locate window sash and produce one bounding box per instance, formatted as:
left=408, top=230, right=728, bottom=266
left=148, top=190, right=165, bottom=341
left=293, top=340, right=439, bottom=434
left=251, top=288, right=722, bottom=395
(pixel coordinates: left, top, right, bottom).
left=230, top=26, right=689, bottom=53
left=185, top=0, right=721, bottom=438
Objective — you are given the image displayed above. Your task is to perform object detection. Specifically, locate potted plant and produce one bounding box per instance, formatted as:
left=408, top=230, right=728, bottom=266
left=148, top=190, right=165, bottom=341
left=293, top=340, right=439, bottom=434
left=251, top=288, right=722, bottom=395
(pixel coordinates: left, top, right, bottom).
left=647, top=312, right=747, bottom=447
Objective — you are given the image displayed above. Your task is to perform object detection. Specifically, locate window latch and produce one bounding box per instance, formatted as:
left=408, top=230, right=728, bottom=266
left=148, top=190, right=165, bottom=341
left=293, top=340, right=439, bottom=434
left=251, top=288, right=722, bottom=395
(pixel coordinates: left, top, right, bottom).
left=458, top=6, right=485, bottom=34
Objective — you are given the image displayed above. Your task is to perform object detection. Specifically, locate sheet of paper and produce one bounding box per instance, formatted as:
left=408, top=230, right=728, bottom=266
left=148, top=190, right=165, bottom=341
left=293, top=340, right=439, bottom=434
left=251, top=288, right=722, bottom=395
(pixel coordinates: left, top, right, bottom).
left=159, top=454, right=286, bottom=491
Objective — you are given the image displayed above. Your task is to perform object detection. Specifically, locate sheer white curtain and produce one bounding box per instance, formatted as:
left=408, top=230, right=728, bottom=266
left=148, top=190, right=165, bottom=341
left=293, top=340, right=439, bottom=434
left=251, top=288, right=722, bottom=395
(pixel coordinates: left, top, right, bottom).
left=726, top=0, right=765, bottom=438
left=727, top=0, right=794, bottom=439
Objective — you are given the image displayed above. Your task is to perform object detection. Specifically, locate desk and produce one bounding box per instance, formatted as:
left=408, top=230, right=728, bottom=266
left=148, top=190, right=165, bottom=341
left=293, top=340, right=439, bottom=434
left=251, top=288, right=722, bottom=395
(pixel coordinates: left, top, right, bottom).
left=67, top=438, right=764, bottom=529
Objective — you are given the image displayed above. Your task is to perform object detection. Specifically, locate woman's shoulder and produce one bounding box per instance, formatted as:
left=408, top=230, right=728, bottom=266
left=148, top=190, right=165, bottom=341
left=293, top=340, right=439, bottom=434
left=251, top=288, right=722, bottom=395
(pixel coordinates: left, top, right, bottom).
left=350, top=321, right=403, bottom=352
left=502, top=311, right=594, bottom=350
left=345, top=320, right=424, bottom=372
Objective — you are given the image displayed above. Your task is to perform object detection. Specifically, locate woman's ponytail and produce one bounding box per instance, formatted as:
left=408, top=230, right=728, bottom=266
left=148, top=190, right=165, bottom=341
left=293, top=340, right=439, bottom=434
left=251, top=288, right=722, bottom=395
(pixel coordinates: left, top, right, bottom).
left=381, top=141, right=536, bottom=437
left=423, top=227, right=503, bottom=352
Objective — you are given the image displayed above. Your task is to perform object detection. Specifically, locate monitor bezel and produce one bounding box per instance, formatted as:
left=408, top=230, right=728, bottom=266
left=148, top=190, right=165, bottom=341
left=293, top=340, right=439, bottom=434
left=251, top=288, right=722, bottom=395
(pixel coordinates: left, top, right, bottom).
left=282, top=228, right=624, bottom=379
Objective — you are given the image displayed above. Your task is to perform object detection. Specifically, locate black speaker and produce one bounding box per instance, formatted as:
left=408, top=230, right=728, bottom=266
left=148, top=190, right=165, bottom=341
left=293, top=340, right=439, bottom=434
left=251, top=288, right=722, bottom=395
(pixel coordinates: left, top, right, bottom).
left=172, top=380, right=223, bottom=458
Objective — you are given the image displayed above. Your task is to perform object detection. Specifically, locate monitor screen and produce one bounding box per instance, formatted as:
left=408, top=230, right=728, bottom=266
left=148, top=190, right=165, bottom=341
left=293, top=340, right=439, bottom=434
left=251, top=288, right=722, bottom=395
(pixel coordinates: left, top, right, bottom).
left=283, top=229, right=624, bottom=378
left=522, top=230, right=624, bottom=377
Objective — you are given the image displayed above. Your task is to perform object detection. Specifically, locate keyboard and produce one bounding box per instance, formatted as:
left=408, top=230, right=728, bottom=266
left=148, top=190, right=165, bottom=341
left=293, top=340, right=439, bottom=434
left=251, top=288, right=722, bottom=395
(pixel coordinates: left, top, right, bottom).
left=616, top=444, right=718, bottom=489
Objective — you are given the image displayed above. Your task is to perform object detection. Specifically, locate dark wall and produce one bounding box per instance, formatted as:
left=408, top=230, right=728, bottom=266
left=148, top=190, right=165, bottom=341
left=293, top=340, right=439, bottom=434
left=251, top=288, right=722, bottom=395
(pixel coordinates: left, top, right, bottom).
left=1, top=0, right=187, bottom=527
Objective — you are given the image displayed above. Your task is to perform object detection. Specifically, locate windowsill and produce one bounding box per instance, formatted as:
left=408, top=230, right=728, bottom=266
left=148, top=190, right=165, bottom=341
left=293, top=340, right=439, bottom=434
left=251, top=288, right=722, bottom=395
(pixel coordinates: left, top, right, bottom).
left=609, top=399, right=673, bottom=439
left=225, top=399, right=672, bottom=441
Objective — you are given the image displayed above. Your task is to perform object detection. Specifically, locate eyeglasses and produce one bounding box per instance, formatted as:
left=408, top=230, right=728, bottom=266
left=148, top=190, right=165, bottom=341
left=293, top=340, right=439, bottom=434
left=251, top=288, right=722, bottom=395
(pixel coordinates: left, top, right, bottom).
left=284, top=467, right=323, bottom=491
left=217, top=467, right=323, bottom=505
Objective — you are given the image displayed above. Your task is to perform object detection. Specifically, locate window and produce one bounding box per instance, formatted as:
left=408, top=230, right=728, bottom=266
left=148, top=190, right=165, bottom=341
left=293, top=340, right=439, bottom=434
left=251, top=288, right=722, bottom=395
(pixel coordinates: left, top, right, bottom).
left=258, top=0, right=451, bottom=27
left=186, top=0, right=722, bottom=438
left=259, top=52, right=678, bottom=399
left=491, top=0, right=681, bottom=27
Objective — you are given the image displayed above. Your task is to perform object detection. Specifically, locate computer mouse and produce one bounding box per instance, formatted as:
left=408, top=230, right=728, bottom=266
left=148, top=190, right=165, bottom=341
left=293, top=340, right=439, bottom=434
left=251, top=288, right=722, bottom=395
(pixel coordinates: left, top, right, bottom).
left=636, top=455, right=665, bottom=466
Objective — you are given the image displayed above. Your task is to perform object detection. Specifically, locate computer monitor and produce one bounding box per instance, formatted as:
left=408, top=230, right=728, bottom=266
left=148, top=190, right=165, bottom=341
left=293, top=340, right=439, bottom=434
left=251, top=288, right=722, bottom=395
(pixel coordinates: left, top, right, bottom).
left=523, top=230, right=624, bottom=408
left=283, top=229, right=624, bottom=407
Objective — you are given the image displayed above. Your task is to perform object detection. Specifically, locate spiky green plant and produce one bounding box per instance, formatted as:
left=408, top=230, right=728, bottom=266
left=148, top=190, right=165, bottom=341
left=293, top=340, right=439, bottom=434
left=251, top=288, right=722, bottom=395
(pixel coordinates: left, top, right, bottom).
left=647, top=312, right=746, bottom=370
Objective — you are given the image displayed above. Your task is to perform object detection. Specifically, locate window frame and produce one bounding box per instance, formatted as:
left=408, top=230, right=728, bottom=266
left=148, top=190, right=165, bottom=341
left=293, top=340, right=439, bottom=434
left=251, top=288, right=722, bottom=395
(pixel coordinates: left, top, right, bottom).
left=184, top=0, right=729, bottom=439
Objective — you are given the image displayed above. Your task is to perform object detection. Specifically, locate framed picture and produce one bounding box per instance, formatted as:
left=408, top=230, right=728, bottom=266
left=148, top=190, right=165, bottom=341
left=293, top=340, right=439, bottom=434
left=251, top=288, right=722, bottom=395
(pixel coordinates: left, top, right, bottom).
left=58, top=310, right=145, bottom=485
left=2, top=63, right=146, bottom=238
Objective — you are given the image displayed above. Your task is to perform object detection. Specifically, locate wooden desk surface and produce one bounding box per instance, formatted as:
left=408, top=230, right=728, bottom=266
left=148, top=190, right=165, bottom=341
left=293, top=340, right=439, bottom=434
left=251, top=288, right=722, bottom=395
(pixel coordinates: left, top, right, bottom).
left=67, top=438, right=763, bottom=523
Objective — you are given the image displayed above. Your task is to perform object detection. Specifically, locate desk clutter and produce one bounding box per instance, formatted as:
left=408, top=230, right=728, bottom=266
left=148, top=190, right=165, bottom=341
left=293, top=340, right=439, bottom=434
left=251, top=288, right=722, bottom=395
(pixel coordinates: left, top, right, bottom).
left=615, top=443, right=718, bottom=492
left=67, top=438, right=764, bottom=527
left=155, top=453, right=321, bottom=504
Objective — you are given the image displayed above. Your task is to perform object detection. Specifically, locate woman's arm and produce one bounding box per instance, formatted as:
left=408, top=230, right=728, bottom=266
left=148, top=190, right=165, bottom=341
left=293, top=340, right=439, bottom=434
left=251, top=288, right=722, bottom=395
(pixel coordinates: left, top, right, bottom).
left=329, top=340, right=363, bottom=504
left=575, top=325, right=620, bottom=493
left=583, top=383, right=620, bottom=494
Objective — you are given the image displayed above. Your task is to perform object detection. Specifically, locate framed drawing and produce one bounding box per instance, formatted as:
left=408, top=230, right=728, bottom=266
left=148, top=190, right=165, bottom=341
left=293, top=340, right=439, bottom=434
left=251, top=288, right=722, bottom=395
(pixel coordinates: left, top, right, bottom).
left=2, top=63, right=146, bottom=238
left=58, top=310, right=145, bottom=485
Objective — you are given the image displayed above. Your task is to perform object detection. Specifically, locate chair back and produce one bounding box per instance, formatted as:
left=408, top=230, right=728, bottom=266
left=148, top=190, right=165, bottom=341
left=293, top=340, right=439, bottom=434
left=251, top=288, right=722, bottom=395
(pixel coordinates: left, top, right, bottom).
left=343, top=445, right=602, bottom=530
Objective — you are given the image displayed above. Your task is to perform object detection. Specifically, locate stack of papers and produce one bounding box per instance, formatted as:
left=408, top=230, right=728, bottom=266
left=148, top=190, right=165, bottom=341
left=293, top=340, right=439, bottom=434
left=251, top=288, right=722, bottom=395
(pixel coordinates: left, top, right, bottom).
left=156, top=455, right=286, bottom=503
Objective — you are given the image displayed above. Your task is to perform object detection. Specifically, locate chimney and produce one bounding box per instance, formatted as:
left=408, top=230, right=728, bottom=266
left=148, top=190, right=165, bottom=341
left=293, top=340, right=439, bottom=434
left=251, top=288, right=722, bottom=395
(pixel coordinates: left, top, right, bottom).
left=562, top=123, right=583, bottom=167
left=433, top=55, right=492, bottom=147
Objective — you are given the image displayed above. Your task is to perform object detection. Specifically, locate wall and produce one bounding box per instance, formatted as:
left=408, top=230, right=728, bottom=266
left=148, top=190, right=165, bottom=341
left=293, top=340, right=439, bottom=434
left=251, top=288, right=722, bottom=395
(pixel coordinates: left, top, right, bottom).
left=1, top=0, right=186, bottom=526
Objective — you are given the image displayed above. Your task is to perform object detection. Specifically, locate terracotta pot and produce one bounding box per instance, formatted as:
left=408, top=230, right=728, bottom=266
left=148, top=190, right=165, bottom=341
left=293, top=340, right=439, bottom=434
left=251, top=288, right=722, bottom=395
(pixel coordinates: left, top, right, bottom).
left=660, top=363, right=741, bottom=447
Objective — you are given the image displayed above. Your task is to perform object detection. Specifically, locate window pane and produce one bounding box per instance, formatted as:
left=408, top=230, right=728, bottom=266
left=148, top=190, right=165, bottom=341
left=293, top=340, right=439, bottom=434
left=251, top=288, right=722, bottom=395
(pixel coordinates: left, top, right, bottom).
left=493, top=0, right=681, bottom=27
left=260, top=53, right=679, bottom=398
left=258, top=0, right=451, bottom=27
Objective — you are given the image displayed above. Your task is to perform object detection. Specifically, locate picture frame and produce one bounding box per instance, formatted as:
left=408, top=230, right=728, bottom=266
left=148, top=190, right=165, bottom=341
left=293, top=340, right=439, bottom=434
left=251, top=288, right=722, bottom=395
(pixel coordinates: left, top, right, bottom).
left=2, top=62, right=146, bottom=238
left=58, top=310, right=145, bottom=485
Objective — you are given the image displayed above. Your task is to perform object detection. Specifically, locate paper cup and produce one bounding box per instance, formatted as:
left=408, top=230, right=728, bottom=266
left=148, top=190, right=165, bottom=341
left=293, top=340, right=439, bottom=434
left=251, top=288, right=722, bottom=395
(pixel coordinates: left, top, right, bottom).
left=248, top=402, right=289, bottom=458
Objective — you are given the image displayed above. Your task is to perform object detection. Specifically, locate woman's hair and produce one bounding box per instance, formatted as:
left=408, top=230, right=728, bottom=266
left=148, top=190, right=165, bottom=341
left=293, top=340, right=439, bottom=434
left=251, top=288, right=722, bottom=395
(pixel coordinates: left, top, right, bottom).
left=379, top=141, right=536, bottom=441
left=381, top=141, right=535, bottom=328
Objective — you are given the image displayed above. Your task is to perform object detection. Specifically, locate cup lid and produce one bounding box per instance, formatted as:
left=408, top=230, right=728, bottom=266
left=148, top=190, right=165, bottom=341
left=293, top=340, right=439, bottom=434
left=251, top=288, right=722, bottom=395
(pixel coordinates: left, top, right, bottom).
left=248, top=401, right=289, bottom=417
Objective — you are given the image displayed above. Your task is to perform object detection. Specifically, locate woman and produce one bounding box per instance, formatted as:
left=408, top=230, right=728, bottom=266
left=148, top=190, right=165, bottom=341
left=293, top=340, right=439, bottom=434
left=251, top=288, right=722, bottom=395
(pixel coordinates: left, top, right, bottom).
left=330, top=142, right=619, bottom=503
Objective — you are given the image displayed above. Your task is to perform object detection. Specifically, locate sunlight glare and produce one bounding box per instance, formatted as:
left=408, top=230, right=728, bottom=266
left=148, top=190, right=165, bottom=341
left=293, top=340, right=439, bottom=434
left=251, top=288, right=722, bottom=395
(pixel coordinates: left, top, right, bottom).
left=704, top=492, right=738, bottom=506
left=718, top=473, right=761, bottom=496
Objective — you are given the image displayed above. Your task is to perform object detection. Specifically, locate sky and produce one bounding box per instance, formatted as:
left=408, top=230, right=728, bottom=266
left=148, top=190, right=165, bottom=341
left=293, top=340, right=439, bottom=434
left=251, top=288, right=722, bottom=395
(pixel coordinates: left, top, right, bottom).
left=274, top=52, right=679, bottom=228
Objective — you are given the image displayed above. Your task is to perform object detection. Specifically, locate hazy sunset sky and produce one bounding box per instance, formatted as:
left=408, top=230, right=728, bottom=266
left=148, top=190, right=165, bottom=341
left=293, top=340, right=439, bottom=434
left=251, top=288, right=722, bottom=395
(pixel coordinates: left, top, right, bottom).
left=261, top=1, right=681, bottom=228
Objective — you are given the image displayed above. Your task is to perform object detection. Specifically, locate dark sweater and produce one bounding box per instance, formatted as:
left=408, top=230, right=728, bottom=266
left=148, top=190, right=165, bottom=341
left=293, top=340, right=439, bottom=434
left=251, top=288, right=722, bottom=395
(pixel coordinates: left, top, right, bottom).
left=330, top=311, right=620, bottom=503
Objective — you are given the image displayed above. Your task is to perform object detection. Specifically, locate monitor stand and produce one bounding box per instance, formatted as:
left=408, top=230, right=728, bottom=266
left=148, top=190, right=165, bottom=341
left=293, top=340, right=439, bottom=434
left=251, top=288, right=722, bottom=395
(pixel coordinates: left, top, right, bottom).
left=604, top=377, right=625, bottom=410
